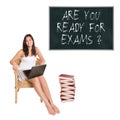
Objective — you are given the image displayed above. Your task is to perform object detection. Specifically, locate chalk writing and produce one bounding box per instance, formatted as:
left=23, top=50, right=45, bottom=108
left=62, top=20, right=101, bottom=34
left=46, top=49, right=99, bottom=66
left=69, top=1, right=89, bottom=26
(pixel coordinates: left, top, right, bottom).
left=50, top=7, right=113, bottom=49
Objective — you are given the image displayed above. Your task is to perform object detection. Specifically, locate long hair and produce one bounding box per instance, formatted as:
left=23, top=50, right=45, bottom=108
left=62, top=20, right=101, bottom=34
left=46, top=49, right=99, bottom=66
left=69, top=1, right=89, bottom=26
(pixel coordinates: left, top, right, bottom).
left=23, top=34, right=36, bottom=56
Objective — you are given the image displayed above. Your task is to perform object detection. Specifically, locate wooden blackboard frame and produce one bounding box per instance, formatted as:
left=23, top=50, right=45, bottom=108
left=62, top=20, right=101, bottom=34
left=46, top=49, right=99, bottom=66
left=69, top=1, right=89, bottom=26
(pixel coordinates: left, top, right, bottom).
left=49, top=6, right=114, bottom=50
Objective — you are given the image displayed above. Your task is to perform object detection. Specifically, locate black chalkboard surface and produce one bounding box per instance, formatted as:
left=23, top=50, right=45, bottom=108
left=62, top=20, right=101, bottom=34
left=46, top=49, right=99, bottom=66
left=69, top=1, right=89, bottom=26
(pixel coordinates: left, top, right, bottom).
left=49, top=7, right=113, bottom=50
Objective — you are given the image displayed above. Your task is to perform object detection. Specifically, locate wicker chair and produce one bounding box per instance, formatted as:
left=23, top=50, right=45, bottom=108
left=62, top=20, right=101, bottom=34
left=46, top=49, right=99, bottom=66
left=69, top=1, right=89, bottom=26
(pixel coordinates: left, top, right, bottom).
left=14, top=58, right=42, bottom=103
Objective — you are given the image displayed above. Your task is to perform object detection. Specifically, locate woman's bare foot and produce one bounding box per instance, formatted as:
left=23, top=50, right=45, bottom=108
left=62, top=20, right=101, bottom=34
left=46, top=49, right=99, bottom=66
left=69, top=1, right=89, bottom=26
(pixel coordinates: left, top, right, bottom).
left=45, top=104, right=56, bottom=115
left=51, top=104, right=60, bottom=114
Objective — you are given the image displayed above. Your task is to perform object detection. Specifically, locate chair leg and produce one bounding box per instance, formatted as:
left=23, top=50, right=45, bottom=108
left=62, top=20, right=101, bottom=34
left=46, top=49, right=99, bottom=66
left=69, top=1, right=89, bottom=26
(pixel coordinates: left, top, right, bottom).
left=15, top=87, right=19, bottom=104
left=15, top=87, right=17, bottom=104
left=40, top=98, right=43, bottom=103
left=15, top=86, right=42, bottom=103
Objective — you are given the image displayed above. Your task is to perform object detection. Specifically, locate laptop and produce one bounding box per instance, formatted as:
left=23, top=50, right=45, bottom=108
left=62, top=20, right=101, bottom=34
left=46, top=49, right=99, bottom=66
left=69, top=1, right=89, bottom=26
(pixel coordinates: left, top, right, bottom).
left=23, top=64, right=47, bottom=79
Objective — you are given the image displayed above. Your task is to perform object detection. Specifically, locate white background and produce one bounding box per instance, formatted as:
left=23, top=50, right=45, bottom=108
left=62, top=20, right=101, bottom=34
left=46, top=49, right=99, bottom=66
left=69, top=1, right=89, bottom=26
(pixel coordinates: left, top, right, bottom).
left=0, top=0, right=120, bottom=120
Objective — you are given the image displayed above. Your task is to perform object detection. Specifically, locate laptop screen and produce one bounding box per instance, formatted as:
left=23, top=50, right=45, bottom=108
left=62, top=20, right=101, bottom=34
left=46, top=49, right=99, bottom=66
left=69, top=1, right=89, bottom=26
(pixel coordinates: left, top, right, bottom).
left=23, top=64, right=47, bottom=79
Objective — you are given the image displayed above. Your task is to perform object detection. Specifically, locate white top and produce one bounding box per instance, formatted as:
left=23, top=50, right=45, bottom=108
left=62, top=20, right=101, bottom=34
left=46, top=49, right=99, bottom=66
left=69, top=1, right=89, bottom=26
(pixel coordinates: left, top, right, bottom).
left=18, top=56, right=37, bottom=82
left=19, top=56, right=37, bottom=70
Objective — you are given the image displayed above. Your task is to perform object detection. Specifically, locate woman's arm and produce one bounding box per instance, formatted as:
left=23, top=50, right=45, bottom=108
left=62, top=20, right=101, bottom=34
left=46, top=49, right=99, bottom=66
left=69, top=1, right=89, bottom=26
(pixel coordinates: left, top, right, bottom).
left=36, top=47, right=46, bottom=65
left=10, top=49, right=24, bottom=72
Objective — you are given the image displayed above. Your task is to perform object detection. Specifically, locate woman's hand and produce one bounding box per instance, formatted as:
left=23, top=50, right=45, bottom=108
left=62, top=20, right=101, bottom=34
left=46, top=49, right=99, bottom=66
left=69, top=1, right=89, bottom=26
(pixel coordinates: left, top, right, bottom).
left=12, top=63, right=19, bottom=73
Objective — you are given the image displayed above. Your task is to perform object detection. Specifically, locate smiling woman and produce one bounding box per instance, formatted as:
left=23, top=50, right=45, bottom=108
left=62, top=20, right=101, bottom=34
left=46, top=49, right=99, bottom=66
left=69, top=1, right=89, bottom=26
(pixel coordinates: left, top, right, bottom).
left=10, top=34, right=60, bottom=115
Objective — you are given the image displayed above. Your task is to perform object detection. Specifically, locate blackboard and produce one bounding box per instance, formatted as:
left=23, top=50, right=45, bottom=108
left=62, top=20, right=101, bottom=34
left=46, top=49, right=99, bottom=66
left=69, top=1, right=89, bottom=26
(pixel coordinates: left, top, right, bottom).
left=49, top=7, right=113, bottom=50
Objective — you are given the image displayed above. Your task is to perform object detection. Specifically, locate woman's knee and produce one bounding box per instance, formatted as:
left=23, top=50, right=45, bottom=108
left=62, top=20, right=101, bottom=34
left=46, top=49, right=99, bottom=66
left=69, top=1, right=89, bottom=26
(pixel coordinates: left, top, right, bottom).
left=38, top=75, right=44, bottom=80
left=29, top=77, right=39, bottom=84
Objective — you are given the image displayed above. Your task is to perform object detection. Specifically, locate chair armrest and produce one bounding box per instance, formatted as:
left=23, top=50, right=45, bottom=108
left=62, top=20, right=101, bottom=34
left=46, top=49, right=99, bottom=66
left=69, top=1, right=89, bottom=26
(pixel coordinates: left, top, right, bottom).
left=36, top=58, right=41, bottom=66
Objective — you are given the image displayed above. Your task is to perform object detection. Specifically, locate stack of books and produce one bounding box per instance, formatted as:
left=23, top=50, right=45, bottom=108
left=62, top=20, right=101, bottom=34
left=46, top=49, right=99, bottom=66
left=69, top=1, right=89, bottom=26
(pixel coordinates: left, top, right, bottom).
left=59, top=74, right=75, bottom=102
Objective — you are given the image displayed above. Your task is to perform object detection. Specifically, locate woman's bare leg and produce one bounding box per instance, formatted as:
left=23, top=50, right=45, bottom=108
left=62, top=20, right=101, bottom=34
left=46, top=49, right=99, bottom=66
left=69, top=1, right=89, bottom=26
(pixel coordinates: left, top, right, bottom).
left=38, top=76, right=60, bottom=113
left=29, top=77, right=56, bottom=115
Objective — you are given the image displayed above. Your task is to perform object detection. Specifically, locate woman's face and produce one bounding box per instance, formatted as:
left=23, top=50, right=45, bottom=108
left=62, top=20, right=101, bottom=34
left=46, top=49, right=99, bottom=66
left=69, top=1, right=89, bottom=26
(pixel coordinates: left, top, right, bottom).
left=25, top=36, right=33, bottom=47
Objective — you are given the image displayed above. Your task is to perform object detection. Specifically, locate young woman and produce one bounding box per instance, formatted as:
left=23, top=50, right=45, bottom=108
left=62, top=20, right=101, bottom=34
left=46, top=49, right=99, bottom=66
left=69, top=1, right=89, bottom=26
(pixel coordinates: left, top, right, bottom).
left=10, top=34, right=60, bottom=115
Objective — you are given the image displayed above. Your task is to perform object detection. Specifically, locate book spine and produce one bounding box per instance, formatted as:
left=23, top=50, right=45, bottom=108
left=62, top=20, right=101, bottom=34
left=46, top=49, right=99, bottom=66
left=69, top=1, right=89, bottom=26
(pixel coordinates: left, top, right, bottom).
left=59, top=74, right=75, bottom=102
